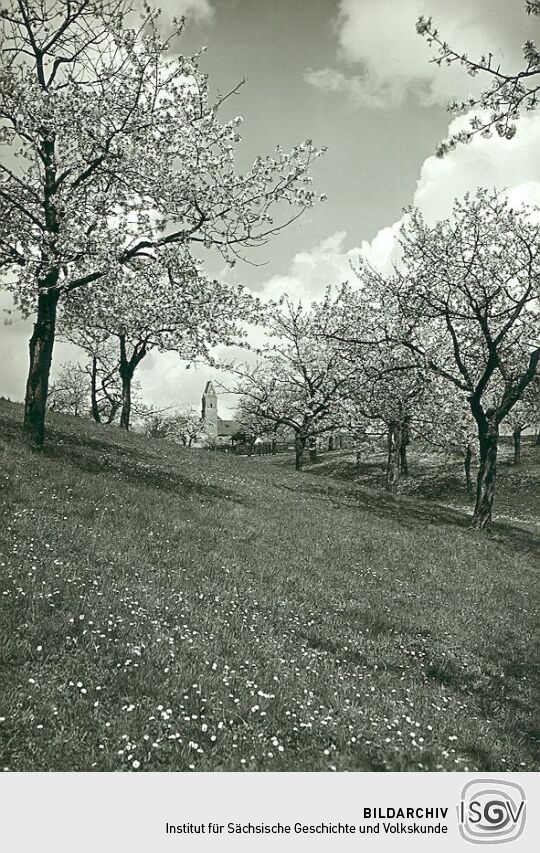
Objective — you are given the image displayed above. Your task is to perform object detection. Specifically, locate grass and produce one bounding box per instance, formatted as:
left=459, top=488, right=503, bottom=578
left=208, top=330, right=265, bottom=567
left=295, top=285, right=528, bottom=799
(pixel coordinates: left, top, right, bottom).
left=1, top=399, right=539, bottom=772
left=303, top=440, right=540, bottom=536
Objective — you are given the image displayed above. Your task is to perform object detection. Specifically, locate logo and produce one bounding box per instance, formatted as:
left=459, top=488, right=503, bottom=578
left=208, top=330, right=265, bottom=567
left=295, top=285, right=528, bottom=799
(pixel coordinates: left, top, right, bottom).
left=458, top=780, right=526, bottom=844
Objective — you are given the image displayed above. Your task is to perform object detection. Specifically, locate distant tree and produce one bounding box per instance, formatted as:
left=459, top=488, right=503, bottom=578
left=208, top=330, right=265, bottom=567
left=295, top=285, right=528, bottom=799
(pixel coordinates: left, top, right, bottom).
left=62, top=256, right=257, bottom=430
left=534, top=374, right=540, bottom=444
left=415, top=380, right=478, bottom=495
left=321, top=280, right=429, bottom=492
left=396, top=191, right=540, bottom=528
left=48, top=362, right=88, bottom=417
left=0, top=0, right=324, bottom=448
left=234, top=296, right=355, bottom=471
left=234, top=399, right=287, bottom=454
left=342, top=354, right=427, bottom=493
left=417, top=2, right=540, bottom=155
left=48, top=350, right=147, bottom=426
left=168, top=408, right=208, bottom=447
left=506, top=382, right=539, bottom=464
left=144, top=407, right=208, bottom=447
left=144, top=413, right=172, bottom=440
left=62, top=328, right=122, bottom=425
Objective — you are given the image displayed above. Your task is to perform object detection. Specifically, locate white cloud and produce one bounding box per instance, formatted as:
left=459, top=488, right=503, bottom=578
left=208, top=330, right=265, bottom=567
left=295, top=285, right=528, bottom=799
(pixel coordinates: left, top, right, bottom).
left=304, top=68, right=388, bottom=109
left=167, top=0, right=213, bottom=22
left=306, top=0, right=529, bottom=109
left=413, top=112, right=540, bottom=223
left=358, top=220, right=404, bottom=274
left=257, top=110, right=540, bottom=297
left=359, top=111, right=540, bottom=267
left=258, top=232, right=362, bottom=303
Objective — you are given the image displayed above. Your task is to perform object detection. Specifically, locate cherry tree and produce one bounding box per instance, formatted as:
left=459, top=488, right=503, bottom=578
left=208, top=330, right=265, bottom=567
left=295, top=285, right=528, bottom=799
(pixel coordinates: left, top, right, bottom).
left=320, top=279, right=429, bottom=492
left=414, top=379, right=478, bottom=495
left=234, top=295, right=356, bottom=471
left=147, top=407, right=208, bottom=447
left=0, top=0, right=324, bottom=447
left=346, top=361, right=427, bottom=493
left=61, top=326, right=123, bottom=424
left=506, top=381, right=539, bottom=464
left=171, top=408, right=208, bottom=447
left=534, top=374, right=540, bottom=444
left=396, top=190, right=540, bottom=529
left=233, top=397, right=291, bottom=455
left=47, top=361, right=88, bottom=416
left=417, top=2, right=540, bottom=155
left=61, top=254, right=257, bottom=430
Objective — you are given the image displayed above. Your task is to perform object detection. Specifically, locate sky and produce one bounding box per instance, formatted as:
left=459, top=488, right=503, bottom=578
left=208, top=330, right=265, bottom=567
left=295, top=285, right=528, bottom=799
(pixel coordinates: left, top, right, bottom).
left=1, top=0, right=539, bottom=419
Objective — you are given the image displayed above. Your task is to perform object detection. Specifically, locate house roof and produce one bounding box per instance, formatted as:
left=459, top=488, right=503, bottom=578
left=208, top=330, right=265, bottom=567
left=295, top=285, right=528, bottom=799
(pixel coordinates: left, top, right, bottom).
left=217, top=418, right=240, bottom=437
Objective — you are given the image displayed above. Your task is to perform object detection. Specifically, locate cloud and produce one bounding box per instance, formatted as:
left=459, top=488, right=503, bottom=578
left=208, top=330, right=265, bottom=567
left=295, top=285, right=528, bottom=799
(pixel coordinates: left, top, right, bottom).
left=304, top=68, right=388, bottom=109
left=168, top=0, right=213, bottom=22
left=257, top=110, right=540, bottom=297
left=413, top=111, right=540, bottom=223
left=358, top=221, right=404, bottom=274
left=360, top=111, right=540, bottom=267
left=306, top=0, right=530, bottom=109
left=254, top=226, right=402, bottom=310
left=258, top=232, right=362, bottom=303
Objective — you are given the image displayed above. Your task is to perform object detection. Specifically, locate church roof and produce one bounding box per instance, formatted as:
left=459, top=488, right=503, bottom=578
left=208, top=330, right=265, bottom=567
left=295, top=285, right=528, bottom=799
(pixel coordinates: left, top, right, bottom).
left=217, top=418, right=240, bottom=437
left=203, top=381, right=216, bottom=396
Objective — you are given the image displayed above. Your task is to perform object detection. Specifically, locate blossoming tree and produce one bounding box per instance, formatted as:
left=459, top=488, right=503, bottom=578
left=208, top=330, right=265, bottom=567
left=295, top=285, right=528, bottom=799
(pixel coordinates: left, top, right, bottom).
left=0, top=0, right=324, bottom=447
left=417, top=2, right=540, bottom=155
left=321, top=279, right=429, bottom=492
left=396, top=191, right=540, bottom=528
left=234, top=295, right=357, bottom=471
left=61, top=252, right=258, bottom=430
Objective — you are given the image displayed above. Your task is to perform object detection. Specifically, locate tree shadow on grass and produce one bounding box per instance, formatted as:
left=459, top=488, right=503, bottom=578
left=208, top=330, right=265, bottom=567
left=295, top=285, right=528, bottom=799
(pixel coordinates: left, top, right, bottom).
left=281, top=477, right=540, bottom=558
left=1, top=412, right=244, bottom=506
left=46, top=439, right=245, bottom=505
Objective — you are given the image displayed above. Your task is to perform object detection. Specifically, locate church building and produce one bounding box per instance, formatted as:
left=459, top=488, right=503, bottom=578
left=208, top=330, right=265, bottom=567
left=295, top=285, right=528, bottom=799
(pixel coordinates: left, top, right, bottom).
left=201, top=381, right=240, bottom=445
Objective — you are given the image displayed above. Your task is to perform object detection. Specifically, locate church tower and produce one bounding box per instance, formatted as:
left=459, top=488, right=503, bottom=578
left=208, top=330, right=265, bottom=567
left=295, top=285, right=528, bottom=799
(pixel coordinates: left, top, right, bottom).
left=201, top=381, right=218, bottom=438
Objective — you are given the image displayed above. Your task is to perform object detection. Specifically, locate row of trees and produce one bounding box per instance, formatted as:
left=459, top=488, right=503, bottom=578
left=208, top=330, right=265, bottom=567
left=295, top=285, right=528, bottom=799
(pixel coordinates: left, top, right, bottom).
left=234, top=191, right=540, bottom=530
left=48, top=355, right=211, bottom=445
left=2, top=1, right=539, bottom=535
left=0, top=0, right=324, bottom=447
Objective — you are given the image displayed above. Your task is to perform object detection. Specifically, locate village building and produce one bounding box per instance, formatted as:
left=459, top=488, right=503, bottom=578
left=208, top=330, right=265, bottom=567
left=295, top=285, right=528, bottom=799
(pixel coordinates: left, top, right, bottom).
left=201, top=381, right=240, bottom=446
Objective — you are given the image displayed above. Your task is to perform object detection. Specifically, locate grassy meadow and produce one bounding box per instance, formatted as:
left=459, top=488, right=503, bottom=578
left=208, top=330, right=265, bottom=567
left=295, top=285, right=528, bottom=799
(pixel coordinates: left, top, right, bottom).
left=1, top=399, right=539, bottom=772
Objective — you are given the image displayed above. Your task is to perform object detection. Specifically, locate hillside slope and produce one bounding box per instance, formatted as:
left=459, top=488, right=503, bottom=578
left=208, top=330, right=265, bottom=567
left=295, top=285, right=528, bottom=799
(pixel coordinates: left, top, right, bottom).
left=1, top=400, right=538, bottom=772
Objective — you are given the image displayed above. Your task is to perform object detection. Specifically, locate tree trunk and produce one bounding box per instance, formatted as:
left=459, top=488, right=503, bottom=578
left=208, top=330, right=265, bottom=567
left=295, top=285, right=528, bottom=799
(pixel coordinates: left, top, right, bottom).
left=399, top=418, right=410, bottom=475
left=23, top=288, right=59, bottom=449
left=90, top=356, right=101, bottom=423
left=119, top=365, right=133, bottom=431
left=386, top=421, right=402, bottom=493
left=472, top=410, right=498, bottom=530
left=464, top=442, right=473, bottom=495
left=118, top=336, right=147, bottom=432
left=105, top=401, right=120, bottom=426
left=328, top=434, right=334, bottom=451
left=308, top=437, right=317, bottom=462
left=513, top=428, right=522, bottom=466
left=535, top=426, right=540, bottom=446
left=295, top=434, right=306, bottom=471
left=399, top=442, right=408, bottom=475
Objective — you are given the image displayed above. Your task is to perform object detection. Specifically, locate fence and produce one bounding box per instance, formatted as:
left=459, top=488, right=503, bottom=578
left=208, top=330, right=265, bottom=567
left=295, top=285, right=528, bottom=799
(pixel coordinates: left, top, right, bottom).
left=209, top=441, right=295, bottom=456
